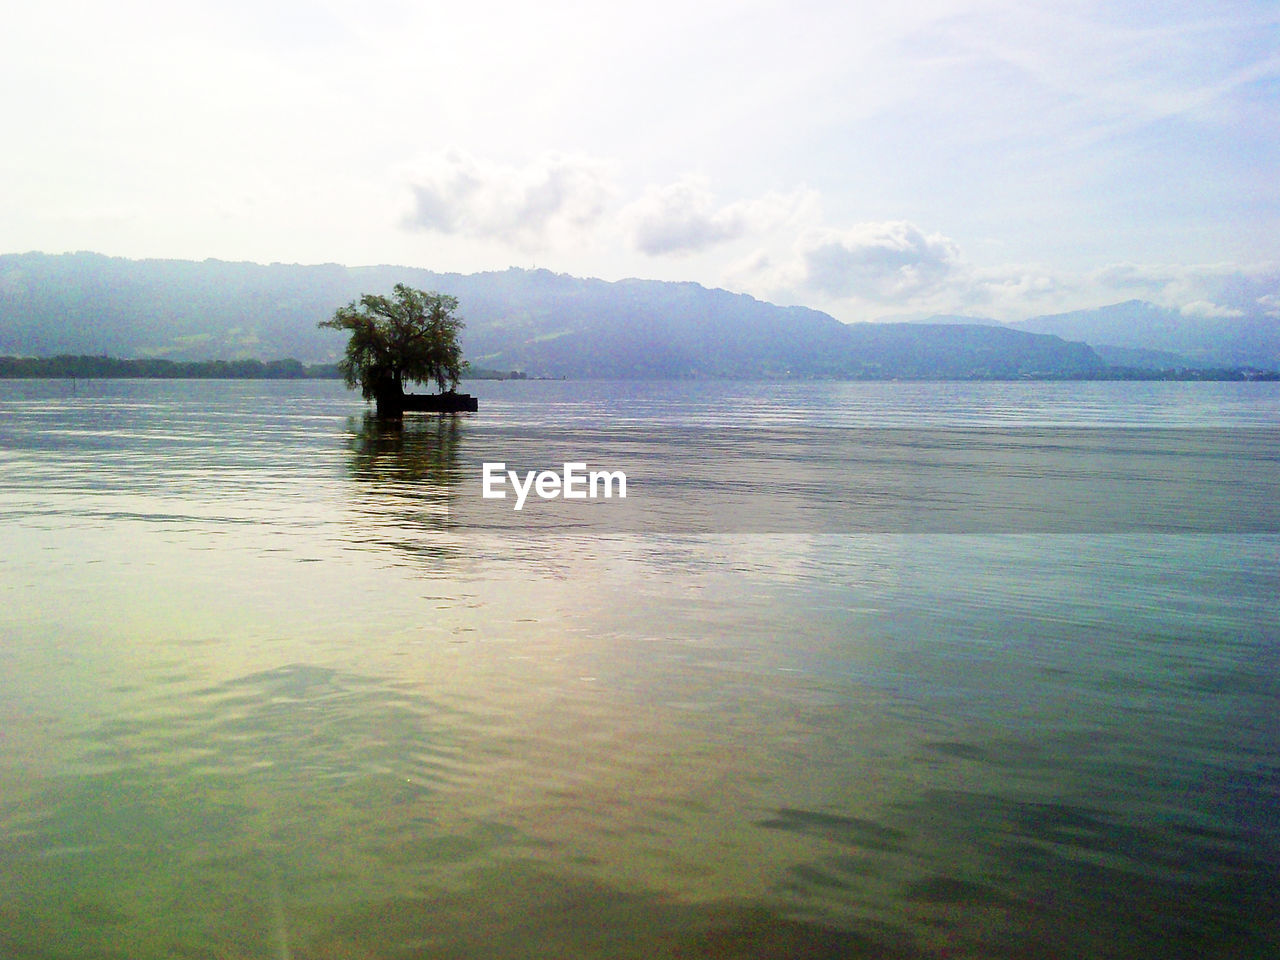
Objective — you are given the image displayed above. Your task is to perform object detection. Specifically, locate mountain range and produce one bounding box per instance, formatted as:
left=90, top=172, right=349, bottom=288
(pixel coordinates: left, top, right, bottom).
left=1010, top=301, right=1279, bottom=369
left=1, top=252, right=1275, bottom=378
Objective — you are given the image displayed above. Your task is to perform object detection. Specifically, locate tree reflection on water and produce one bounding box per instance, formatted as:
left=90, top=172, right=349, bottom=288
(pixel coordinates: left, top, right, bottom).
left=344, top=412, right=467, bottom=561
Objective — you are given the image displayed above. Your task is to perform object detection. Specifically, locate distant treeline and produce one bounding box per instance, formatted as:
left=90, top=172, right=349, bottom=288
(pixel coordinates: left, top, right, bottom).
left=1099, top=365, right=1279, bottom=382
left=0, top=355, right=532, bottom=381
left=0, top=354, right=1271, bottom=382
left=0, top=355, right=337, bottom=379
left=0, top=358, right=340, bottom=378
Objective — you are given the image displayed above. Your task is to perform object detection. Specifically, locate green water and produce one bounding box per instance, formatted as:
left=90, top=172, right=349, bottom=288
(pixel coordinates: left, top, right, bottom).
left=1, top=379, right=1277, bottom=958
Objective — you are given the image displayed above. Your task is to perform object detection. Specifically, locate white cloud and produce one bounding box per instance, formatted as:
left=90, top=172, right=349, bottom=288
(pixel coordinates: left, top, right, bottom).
left=1, top=0, right=1276, bottom=285
left=786, top=221, right=960, bottom=301
left=403, top=150, right=615, bottom=249
left=1180, top=300, right=1244, bottom=319
left=401, top=155, right=827, bottom=269
left=621, top=178, right=816, bottom=256
left=947, top=265, right=1065, bottom=317
left=967, top=267, right=1060, bottom=301
left=1090, top=261, right=1280, bottom=316
left=963, top=262, right=1279, bottom=323
left=720, top=220, right=989, bottom=320
left=726, top=233, right=1280, bottom=325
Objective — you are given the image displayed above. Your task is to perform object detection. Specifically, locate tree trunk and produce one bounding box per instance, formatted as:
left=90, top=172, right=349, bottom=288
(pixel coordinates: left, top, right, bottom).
left=373, top=378, right=405, bottom=419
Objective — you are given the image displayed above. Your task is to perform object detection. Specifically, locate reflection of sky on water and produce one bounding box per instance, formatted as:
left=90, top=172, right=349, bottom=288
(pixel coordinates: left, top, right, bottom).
left=1, top=380, right=1278, bottom=958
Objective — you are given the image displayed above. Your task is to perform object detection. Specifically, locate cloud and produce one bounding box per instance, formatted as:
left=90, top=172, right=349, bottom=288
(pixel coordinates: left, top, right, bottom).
left=623, top=180, right=743, bottom=255
left=1180, top=300, right=1244, bottom=319
left=952, top=265, right=1065, bottom=314
left=402, top=152, right=824, bottom=264
left=789, top=221, right=960, bottom=301
left=622, top=178, right=815, bottom=256
left=727, top=221, right=1280, bottom=324
left=403, top=149, right=614, bottom=248
left=1258, top=294, right=1280, bottom=318
left=966, top=262, right=1279, bottom=322
left=394, top=145, right=1280, bottom=328
left=1090, top=261, right=1280, bottom=317
left=721, top=219, right=978, bottom=320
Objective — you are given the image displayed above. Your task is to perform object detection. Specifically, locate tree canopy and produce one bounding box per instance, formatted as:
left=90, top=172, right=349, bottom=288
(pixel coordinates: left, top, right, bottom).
left=319, top=285, right=465, bottom=408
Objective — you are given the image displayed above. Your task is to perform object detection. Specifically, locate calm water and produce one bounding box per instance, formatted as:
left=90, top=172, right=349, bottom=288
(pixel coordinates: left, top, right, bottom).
left=1, top=378, right=1277, bottom=959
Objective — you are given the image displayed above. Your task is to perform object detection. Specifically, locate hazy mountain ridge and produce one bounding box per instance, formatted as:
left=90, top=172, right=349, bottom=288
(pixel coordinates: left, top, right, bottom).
left=1012, top=300, right=1279, bottom=369
left=1, top=251, right=1268, bottom=378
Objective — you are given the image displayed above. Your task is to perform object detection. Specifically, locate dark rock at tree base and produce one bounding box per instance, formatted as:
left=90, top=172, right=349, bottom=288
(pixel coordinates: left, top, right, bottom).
left=404, top=392, right=478, bottom=413
left=375, top=389, right=478, bottom=418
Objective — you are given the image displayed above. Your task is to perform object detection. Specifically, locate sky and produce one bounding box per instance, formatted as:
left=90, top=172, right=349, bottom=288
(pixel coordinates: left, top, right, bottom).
left=2, top=0, right=1277, bottom=323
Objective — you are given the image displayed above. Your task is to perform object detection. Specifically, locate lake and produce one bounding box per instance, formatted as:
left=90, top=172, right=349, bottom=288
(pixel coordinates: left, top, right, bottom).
left=1, top=378, right=1277, bottom=959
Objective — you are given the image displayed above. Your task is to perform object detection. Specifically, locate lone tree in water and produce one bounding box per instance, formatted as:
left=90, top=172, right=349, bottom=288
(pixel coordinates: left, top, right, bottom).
left=320, top=284, right=465, bottom=417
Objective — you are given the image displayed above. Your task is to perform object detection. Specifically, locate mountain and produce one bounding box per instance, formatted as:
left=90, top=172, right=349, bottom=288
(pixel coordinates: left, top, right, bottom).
left=0, top=251, right=1108, bottom=378
left=903, top=314, right=1002, bottom=326
left=1089, top=344, right=1213, bottom=371
left=1012, top=300, right=1280, bottom=369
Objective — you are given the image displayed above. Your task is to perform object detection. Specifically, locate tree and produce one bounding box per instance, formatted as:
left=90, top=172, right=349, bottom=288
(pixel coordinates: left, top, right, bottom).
left=319, top=284, right=465, bottom=416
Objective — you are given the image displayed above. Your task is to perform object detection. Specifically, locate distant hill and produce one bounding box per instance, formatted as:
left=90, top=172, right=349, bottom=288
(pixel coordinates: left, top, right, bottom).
left=903, top=314, right=1002, bottom=326
left=442, top=274, right=1104, bottom=378
left=1090, top=344, right=1213, bottom=371
left=0, top=252, right=377, bottom=361
left=1, top=251, right=1108, bottom=378
left=1012, top=300, right=1279, bottom=369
